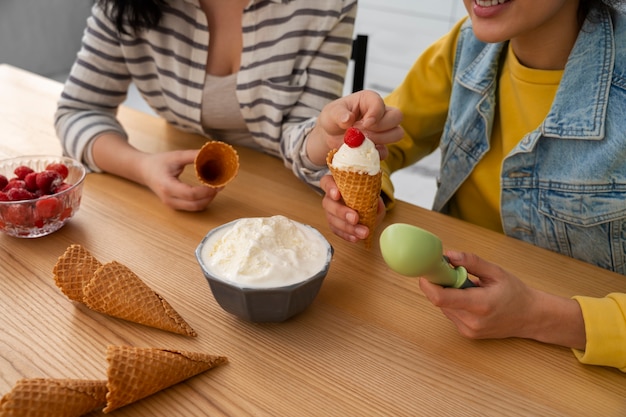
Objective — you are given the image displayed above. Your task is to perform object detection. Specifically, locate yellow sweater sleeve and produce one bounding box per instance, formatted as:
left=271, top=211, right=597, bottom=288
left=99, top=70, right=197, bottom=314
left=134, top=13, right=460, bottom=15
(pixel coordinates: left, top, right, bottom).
left=381, top=17, right=467, bottom=208
left=571, top=293, right=626, bottom=371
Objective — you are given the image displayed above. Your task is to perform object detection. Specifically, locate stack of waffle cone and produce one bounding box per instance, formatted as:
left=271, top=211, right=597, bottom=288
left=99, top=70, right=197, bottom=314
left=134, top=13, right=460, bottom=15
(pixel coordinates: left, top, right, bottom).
left=53, top=244, right=197, bottom=337
left=104, top=345, right=228, bottom=412
left=0, top=378, right=107, bottom=417
left=194, top=141, right=240, bottom=188
left=327, top=148, right=382, bottom=248
left=0, top=346, right=228, bottom=415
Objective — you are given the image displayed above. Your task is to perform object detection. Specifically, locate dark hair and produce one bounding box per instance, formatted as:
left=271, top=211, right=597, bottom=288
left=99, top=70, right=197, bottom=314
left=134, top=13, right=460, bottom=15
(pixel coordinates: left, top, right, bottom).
left=96, top=0, right=167, bottom=35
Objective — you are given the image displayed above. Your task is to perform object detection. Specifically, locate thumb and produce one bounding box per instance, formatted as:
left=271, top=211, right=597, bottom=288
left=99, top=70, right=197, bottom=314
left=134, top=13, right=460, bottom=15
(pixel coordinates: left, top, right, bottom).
left=444, top=250, right=500, bottom=286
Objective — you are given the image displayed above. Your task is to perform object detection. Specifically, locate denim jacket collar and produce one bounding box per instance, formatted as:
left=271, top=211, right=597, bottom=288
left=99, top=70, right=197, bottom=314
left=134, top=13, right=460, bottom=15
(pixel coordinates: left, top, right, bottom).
left=456, top=7, right=614, bottom=142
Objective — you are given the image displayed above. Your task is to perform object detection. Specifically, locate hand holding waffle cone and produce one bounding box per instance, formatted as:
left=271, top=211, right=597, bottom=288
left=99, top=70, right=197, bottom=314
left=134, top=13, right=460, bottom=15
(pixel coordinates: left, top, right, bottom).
left=0, top=346, right=227, bottom=416
left=327, top=127, right=382, bottom=248
left=53, top=244, right=197, bottom=337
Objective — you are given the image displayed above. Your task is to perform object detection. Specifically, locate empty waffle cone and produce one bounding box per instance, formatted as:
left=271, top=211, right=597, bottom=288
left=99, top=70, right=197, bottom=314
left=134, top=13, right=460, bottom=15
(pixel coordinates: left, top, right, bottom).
left=103, top=345, right=228, bottom=413
left=83, top=261, right=197, bottom=337
left=0, top=378, right=107, bottom=417
left=194, top=141, right=239, bottom=188
left=327, top=148, right=382, bottom=248
left=53, top=244, right=103, bottom=303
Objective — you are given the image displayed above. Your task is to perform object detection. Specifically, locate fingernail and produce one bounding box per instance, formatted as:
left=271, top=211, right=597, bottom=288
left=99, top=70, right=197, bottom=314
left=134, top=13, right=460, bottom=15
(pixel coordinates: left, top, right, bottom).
left=355, top=226, right=368, bottom=239
left=346, top=212, right=357, bottom=224
left=340, top=113, right=350, bottom=123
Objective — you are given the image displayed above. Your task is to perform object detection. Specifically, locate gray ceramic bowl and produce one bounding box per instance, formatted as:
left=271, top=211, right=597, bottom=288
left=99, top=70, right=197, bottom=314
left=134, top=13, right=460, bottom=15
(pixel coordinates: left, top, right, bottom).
left=195, top=218, right=333, bottom=323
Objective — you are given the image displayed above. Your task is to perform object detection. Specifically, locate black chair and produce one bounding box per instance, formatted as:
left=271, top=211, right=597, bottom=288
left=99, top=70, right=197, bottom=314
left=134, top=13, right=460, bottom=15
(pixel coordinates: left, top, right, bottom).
left=350, top=34, right=368, bottom=92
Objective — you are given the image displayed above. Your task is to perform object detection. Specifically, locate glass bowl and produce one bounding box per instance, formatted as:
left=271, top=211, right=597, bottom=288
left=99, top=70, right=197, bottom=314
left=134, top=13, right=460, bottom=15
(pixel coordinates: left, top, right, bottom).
left=0, top=155, right=86, bottom=238
left=195, top=217, right=334, bottom=323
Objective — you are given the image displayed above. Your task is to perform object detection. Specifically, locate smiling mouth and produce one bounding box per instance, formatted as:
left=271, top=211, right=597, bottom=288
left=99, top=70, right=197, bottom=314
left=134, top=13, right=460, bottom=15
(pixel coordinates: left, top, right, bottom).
left=475, top=0, right=511, bottom=6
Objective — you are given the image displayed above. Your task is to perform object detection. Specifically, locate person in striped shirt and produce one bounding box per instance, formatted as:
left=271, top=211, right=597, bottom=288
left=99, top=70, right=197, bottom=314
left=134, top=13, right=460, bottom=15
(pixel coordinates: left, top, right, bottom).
left=55, top=0, right=402, bottom=211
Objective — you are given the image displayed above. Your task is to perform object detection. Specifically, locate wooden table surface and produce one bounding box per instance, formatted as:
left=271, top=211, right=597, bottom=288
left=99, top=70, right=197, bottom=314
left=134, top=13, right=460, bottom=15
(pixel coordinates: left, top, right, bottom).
left=0, top=64, right=624, bottom=416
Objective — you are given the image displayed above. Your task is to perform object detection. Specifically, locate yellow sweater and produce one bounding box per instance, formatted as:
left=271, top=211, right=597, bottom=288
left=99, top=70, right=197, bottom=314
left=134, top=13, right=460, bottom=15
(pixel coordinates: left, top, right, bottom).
left=382, top=18, right=626, bottom=371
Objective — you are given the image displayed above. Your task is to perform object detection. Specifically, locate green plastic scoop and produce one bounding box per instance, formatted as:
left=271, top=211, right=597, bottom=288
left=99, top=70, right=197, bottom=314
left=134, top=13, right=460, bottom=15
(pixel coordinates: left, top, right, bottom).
left=379, top=223, right=474, bottom=288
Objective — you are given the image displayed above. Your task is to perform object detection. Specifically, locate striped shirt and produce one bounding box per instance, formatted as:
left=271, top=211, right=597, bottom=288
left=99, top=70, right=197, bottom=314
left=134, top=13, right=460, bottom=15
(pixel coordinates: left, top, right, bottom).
left=55, top=0, right=357, bottom=188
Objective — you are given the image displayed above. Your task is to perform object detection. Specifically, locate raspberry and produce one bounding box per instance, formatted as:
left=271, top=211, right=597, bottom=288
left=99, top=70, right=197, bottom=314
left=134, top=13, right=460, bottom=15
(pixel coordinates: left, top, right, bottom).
left=36, top=170, right=63, bottom=194
left=35, top=197, right=60, bottom=219
left=45, top=163, right=69, bottom=179
left=7, top=188, right=36, bottom=201
left=0, top=191, right=8, bottom=201
left=343, top=127, right=366, bottom=148
left=4, top=179, right=26, bottom=192
left=14, top=165, right=34, bottom=180
left=0, top=175, right=7, bottom=190
left=24, top=172, right=38, bottom=191
left=3, top=204, right=32, bottom=226
left=56, top=183, right=72, bottom=193
left=59, top=206, right=73, bottom=221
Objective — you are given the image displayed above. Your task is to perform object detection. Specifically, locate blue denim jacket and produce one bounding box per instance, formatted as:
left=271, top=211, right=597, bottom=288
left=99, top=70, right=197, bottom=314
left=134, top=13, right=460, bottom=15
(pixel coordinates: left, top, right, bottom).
left=436, top=8, right=626, bottom=274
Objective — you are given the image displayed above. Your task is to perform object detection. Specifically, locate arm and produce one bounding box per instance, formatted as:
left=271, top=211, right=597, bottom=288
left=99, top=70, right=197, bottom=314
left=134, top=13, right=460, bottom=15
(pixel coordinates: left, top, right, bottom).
left=278, top=0, right=358, bottom=187
left=55, top=4, right=217, bottom=211
left=91, top=134, right=219, bottom=211
left=421, top=251, right=626, bottom=371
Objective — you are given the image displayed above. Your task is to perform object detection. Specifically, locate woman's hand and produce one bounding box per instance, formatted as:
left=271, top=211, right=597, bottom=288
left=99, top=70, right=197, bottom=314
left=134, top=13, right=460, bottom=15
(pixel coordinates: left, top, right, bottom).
left=306, top=90, right=404, bottom=166
left=92, top=134, right=220, bottom=211
left=139, top=150, right=222, bottom=211
left=320, top=174, right=386, bottom=243
left=419, top=251, right=586, bottom=350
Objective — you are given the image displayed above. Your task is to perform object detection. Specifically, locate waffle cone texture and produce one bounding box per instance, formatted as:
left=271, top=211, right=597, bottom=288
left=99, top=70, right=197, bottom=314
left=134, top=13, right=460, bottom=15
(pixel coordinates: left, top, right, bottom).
left=104, top=345, right=228, bottom=413
left=53, top=244, right=197, bottom=337
left=0, top=378, right=107, bottom=417
left=0, top=346, right=227, bottom=415
left=327, top=148, right=382, bottom=248
left=194, top=141, right=239, bottom=188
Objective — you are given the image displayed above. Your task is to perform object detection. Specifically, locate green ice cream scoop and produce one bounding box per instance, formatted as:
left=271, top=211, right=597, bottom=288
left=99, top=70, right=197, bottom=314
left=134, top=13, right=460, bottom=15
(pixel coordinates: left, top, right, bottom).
left=379, top=223, right=474, bottom=288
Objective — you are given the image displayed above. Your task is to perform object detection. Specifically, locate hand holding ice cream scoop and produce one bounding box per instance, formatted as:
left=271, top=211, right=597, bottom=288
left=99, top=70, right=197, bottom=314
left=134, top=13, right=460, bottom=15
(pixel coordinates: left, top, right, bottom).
left=379, top=223, right=475, bottom=288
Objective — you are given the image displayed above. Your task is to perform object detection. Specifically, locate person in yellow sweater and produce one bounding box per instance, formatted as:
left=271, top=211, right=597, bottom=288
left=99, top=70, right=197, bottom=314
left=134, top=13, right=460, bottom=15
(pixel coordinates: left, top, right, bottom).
left=319, top=0, right=626, bottom=371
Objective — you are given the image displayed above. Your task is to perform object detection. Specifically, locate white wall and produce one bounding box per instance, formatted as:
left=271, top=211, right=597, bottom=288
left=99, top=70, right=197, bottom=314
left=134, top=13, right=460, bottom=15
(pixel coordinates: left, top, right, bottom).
left=348, top=0, right=466, bottom=96
left=0, top=0, right=92, bottom=79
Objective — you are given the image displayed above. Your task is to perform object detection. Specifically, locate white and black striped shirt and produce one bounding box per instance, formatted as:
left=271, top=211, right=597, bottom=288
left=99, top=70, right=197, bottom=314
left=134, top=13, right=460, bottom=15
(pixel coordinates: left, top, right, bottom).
left=55, top=0, right=357, bottom=188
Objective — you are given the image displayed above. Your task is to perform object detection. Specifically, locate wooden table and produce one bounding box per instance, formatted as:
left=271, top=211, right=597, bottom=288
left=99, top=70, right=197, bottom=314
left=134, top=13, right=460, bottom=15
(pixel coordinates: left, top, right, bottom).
left=0, top=64, right=624, bottom=416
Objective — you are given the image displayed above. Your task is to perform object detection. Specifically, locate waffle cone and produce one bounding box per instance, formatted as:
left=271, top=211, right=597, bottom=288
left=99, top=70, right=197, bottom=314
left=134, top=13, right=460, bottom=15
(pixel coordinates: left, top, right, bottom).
left=83, top=261, right=197, bottom=337
left=0, top=378, right=107, bottom=417
left=194, top=141, right=239, bottom=188
left=103, top=345, right=228, bottom=413
left=327, top=148, right=382, bottom=248
left=53, top=244, right=103, bottom=303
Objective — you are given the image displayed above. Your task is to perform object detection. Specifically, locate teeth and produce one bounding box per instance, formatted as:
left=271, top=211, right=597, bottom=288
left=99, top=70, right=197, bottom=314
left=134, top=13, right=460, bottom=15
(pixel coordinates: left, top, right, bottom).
left=476, top=0, right=508, bottom=6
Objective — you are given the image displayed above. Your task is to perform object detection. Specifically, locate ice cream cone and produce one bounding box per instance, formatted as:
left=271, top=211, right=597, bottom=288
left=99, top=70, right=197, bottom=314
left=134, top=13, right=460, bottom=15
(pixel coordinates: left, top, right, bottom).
left=103, top=345, right=228, bottom=413
left=194, top=141, right=239, bottom=188
left=327, top=148, right=382, bottom=248
left=53, top=244, right=103, bottom=303
left=83, top=261, right=197, bottom=337
left=0, top=378, right=107, bottom=417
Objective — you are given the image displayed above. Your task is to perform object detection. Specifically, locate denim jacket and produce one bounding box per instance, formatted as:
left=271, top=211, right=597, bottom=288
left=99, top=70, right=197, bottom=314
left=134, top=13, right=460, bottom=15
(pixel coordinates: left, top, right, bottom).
left=436, top=8, right=626, bottom=274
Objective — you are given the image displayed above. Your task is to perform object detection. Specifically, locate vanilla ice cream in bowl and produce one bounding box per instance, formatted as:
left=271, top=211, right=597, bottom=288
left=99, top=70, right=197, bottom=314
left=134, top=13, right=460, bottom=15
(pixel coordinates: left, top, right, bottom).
left=195, top=215, right=333, bottom=322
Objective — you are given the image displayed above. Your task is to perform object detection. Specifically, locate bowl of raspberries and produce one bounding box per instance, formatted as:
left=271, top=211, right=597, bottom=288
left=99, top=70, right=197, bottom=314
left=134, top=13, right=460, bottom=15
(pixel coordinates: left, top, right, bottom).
left=0, top=155, right=86, bottom=238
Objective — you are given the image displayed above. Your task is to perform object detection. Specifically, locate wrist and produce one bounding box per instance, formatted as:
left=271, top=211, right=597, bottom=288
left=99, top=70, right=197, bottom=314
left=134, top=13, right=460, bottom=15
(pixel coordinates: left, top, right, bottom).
left=305, top=124, right=331, bottom=166
left=524, top=289, right=586, bottom=350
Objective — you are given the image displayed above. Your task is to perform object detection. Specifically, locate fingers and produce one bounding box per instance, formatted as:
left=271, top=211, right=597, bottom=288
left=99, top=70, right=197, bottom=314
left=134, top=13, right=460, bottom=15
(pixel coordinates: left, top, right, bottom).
left=161, top=180, right=221, bottom=211
left=319, top=91, right=403, bottom=145
left=320, top=175, right=375, bottom=243
left=444, top=250, right=503, bottom=286
left=419, top=277, right=472, bottom=309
